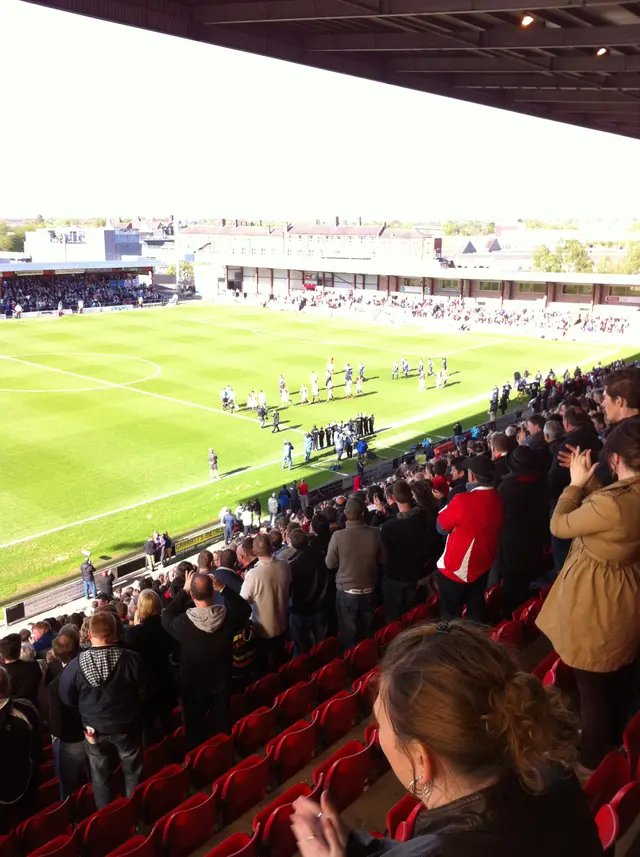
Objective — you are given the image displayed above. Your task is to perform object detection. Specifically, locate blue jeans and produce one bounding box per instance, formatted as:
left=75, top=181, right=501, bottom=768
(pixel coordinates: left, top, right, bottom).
left=289, top=612, right=327, bottom=656
left=336, top=590, right=376, bottom=652
left=282, top=456, right=292, bottom=470
left=224, top=526, right=233, bottom=545
left=53, top=738, right=86, bottom=800
left=85, top=731, right=144, bottom=809
left=83, top=580, right=96, bottom=599
left=552, top=535, right=572, bottom=573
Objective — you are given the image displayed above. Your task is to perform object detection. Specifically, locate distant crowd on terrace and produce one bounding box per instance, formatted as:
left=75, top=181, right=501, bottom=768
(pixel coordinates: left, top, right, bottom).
left=1, top=275, right=154, bottom=314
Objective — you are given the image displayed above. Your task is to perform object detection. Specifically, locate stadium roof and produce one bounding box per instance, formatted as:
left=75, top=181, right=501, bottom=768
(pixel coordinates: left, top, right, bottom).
left=1, top=260, right=159, bottom=273
left=22, top=1, right=640, bottom=140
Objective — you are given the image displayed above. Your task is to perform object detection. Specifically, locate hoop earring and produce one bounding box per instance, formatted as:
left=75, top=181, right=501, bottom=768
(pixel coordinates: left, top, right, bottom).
left=407, top=775, right=434, bottom=800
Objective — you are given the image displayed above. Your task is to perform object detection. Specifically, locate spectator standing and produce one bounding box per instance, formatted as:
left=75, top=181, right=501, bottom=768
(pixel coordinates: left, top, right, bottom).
left=31, top=622, right=55, bottom=658
left=279, top=484, right=292, bottom=513
left=48, top=631, right=86, bottom=799
left=240, top=533, right=291, bottom=671
left=519, top=414, right=551, bottom=471
left=283, top=439, right=294, bottom=471
left=326, top=499, right=384, bottom=650
left=81, top=555, right=97, bottom=600
left=548, top=407, right=602, bottom=572
left=492, top=447, right=550, bottom=617
left=0, top=667, right=42, bottom=835
left=537, top=419, right=640, bottom=773
left=490, top=433, right=510, bottom=488
left=299, top=478, right=309, bottom=510
left=98, top=569, right=114, bottom=600
left=380, top=480, right=441, bottom=621
left=0, top=634, right=42, bottom=707
left=162, top=570, right=250, bottom=749
left=436, top=457, right=504, bottom=622
left=124, top=590, right=176, bottom=744
left=268, top=492, right=279, bottom=525
left=59, top=611, right=145, bottom=809
left=143, top=535, right=156, bottom=573
left=288, top=529, right=329, bottom=654
left=241, top=505, right=253, bottom=535
left=222, top=508, right=236, bottom=545
left=447, top=458, right=468, bottom=502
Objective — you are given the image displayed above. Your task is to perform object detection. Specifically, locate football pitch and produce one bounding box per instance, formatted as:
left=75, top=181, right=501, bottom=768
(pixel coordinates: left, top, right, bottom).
left=0, top=303, right=636, bottom=604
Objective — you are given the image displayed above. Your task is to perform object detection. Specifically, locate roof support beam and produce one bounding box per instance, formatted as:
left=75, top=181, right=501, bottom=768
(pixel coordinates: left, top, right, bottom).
left=503, top=88, right=639, bottom=101
left=397, top=72, right=640, bottom=88
left=305, top=23, right=640, bottom=51
left=196, top=0, right=620, bottom=26
left=388, top=55, right=640, bottom=73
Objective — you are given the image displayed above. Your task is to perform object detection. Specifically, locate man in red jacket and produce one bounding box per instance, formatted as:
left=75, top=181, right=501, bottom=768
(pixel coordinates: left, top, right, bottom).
left=436, top=456, right=504, bottom=621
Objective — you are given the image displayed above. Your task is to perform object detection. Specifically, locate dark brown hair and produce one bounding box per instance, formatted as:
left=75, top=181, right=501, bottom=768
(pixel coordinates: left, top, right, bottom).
left=391, top=480, right=413, bottom=505
left=378, top=623, right=577, bottom=793
left=603, top=415, right=640, bottom=473
left=605, top=368, right=640, bottom=410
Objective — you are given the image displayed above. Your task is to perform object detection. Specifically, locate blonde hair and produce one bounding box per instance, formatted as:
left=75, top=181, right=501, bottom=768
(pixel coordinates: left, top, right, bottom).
left=136, top=589, right=162, bottom=622
left=378, top=623, right=577, bottom=793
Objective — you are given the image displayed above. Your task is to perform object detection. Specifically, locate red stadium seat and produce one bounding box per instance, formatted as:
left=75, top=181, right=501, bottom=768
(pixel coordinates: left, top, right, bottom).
left=232, top=704, right=279, bottom=756
left=352, top=668, right=379, bottom=716
left=489, top=620, right=524, bottom=648
left=584, top=751, right=629, bottom=815
left=278, top=655, right=313, bottom=688
left=104, top=834, right=156, bottom=857
left=372, top=606, right=387, bottom=631
left=213, top=754, right=272, bottom=826
left=274, top=681, right=316, bottom=727
left=245, top=674, right=281, bottom=711
left=165, top=726, right=186, bottom=763
left=162, top=793, right=217, bottom=857
left=38, top=778, right=61, bottom=809
left=39, top=761, right=56, bottom=783
left=395, top=802, right=424, bottom=842
left=512, top=597, right=542, bottom=637
left=531, top=650, right=559, bottom=681
left=317, top=690, right=360, bottom=747
left=347, top=639, right=380, bottom=678
left=374, top=622, right=405, bottom=648
left=363, top=726, right=390, bottom=781
left=623, top=711, right=640, bottom=780
left=255, top=782, right=323, bottom=857
left=77, top=797, right=136, bottom=857
left=266, top=718, right=318, bottom=783
left=310, top=637, right=341, bottom=670
left=16, top=800, right=72, bottom=854
left=27, top=834, right=76, bottom=857
left=42, top=745, right=53, bottom=764
left=185, top=734, right=235, bottom=789
left=313, top=740, right=364, bottom=787
left=312, top=658, right=349, bottom=702
left=0, top=835, right=15, bottom=857
left=134, top=763, right=189, bottom=824
left=542, top=657, right=576, bottom=694
left=402, top=601, right=439, bottom=625
left=143, top=737, right=169, bottom=779
left=384, top=793, right=421, bottom=839
left=594, top=781, right=640, bottom=851
left=202, top=827, right=261, bottom=857
left=484, top=585, right=502, bottom=623
left=324, top=741, right=372, bottom=811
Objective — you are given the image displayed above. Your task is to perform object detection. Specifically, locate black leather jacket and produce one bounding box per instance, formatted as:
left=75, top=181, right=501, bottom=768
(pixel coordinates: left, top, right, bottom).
left=347, top=771, right=603, bottom=857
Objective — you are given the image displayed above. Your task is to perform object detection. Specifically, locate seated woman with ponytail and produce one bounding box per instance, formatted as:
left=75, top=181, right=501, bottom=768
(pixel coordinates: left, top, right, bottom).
left=291, top=623, right=603, bottom=857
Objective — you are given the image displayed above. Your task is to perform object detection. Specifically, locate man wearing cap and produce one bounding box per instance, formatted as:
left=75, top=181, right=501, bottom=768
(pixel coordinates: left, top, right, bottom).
left=326, top=499, right=384, bottom=650
left=436, top=455, right=504, bottom=622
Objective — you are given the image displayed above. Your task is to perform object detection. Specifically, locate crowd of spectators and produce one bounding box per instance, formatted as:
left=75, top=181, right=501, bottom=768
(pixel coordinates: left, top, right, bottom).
left=0, top=360, right=638, bottom=853
left=266, top=291, right=631, bottom=337
left=1, top=275, right=154, bottom=314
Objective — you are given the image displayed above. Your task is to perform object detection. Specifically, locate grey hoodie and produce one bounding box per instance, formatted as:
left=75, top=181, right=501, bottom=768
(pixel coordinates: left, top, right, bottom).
left=186, top=605, right=227, bottom=633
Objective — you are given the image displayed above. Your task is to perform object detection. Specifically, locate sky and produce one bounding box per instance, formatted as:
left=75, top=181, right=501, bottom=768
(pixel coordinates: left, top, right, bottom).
left=3, top=0, right=640, bottom=222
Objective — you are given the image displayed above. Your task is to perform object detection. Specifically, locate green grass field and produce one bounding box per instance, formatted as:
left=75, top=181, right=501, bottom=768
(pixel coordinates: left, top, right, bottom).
left=0, top=304, right=636, bottom=605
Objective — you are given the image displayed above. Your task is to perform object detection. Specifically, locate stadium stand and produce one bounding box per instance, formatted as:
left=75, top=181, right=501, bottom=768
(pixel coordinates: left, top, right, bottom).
left=1, top=359, right=640, bottom=855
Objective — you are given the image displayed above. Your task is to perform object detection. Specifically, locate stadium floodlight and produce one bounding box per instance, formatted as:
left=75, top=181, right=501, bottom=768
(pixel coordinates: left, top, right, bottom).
left=596, top=47, right=608, bottom=56
left=520, top=13, right=535, bottom=27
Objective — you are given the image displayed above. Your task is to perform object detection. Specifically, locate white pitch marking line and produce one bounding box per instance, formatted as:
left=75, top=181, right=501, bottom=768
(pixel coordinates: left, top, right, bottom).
left=0, top=343, right=622, bottom=551
left=0, top=355, right=304, bottom=433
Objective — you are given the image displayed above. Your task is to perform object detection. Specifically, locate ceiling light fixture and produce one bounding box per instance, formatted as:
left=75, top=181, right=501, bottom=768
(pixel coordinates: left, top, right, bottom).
left=596, top=47, right=608, bottom=56
left=521, top=13, right=535, bottom=27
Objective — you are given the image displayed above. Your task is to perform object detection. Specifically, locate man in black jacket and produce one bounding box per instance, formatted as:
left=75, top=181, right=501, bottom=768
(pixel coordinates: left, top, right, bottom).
left=288, top=529, right=329, bottom=655
left=380, top=480, right=441, bottom=621
left=0, top=633, right=42, bottom=707
left=81, top=555, right=96, bottom=600
left=0, top=667, right=42, bottom=835
left=448, top=458, right=467, bottom=501
left=59, top=610, right=144, bottom=808
left=48, top=631, right=86, bottom=800
left=162, top=569, right=251, bottom=749
left=548, top=406, right=602, bottom=572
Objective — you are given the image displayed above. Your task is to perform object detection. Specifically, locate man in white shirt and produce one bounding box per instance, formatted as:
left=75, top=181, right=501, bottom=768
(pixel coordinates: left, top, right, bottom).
left=240, top=533, right=291, bottom=671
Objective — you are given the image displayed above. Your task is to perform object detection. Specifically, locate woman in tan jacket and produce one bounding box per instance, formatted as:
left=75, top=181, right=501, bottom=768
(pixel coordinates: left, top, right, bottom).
left=537, top=416, right=640, bottom=773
